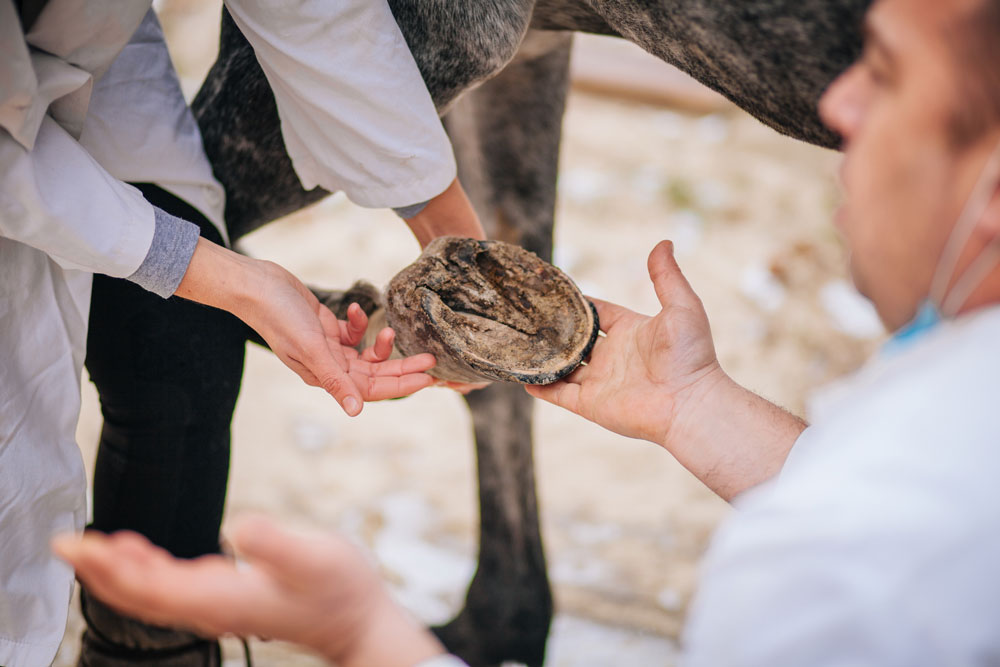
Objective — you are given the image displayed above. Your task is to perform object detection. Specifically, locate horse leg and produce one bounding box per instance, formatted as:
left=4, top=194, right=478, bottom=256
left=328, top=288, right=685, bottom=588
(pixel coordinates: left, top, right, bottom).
left=430, top=31, right=574, bottom=667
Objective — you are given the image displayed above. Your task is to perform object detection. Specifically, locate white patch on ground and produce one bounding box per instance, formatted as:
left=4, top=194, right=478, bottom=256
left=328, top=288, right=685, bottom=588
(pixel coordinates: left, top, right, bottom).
left=553, top=244, right=582, bottom=274
left=558, top=168, right=616, bottom=204
left=373, top=493, right=475, bottom=624
left=740, top=264, right=787, bottom=312
left=670, top=210, right=704, bottom=256
left=289, top=416, right=337, bottom=453
left=696, top=114, right=731, bottom=144
left=693, top=179, right=730, bottom=211
left=567, top=520, right=624, bottom=546
left=820, top=279, right=885, bottom=339
left=653, top=111, right=687, bottom=140
left=551, top=553, right=621, bottom=589
left=630, top=165, right=668, bottom=203
left=543, top=615, right=679, bottom=667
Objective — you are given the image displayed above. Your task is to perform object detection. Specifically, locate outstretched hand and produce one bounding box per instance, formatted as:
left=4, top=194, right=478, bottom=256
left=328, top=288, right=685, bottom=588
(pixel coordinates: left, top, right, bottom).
left=52, top=517, right=446, bottom=667
left=239, top=260, right=438, bottom=414
left=527, top=241, right=723, bottom=445
left=175, top=239, right=437, bottom=416
left=528, top=240, right=806, bottom=500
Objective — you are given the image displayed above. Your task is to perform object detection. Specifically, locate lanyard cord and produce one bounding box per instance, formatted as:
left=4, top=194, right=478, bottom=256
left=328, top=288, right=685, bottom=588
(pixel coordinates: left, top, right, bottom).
left=929, top=139, right=1000, bottom=314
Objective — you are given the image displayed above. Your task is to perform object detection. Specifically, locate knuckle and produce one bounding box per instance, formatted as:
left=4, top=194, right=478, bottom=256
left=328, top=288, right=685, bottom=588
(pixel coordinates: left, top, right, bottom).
left=321, top=376, right=345, bottom=395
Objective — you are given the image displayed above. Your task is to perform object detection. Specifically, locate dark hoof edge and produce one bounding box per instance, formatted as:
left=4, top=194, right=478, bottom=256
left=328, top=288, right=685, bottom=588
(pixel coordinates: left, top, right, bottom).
left=386, top=237, right=600, bottom=385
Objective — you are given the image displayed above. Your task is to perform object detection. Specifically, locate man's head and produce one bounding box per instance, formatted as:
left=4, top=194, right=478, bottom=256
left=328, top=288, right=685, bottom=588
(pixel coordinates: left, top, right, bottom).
left=819, top=0, right=1000, bottom=330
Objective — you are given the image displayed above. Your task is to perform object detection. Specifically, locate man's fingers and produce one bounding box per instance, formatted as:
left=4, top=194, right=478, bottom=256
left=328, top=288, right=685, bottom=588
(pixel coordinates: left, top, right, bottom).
left=588, top=297, right=634, bottom=333
left=562, top=360, right=591, bottom=386
left=525, top=380, right=581, bottom=414
left=647, top=240, right=699, bottom=311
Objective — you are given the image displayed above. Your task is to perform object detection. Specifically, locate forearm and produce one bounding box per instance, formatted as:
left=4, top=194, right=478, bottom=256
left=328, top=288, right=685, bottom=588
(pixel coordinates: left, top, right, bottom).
left=402, top=178, right=486, bottom=247
left=224, top=0, right=457, bottom=209
left=665, top=366, right=807, bottom=501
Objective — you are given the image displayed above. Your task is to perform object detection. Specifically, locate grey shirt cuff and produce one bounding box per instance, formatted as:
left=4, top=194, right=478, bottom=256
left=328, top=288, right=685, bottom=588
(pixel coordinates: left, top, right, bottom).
left=393, top=199, right=430, bottom=219
left=126, top=207, right=200, bottom=298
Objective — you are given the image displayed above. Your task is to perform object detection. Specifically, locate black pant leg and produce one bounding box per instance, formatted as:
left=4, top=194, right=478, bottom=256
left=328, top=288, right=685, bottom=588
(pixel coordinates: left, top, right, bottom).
left=85, top=184, right=250, bottom=559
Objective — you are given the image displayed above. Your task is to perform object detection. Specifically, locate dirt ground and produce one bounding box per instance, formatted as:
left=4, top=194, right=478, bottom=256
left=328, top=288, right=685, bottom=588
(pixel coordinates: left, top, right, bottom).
left=55, top=7, right=884, bottom=666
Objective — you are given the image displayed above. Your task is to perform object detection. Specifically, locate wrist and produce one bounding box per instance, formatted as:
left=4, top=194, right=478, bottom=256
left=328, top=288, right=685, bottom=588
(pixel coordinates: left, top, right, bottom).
left=174, top=238, right=263, bottom=319
left=662, top=365, right=806, bottom=501
left=656, top=361, right=730, bottom=450
left=332, top=593, right=445, bottom=667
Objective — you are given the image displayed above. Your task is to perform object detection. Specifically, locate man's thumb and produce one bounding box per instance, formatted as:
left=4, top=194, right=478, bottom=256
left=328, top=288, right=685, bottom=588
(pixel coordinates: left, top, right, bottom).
left=647, top=240, right=696, bottom=310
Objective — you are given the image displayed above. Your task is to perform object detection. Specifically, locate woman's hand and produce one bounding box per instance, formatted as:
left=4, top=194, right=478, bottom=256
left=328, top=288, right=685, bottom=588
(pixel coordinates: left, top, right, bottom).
left=53, top=517, right=447, bottom=667
left=175, top=238, right=437, bottom=415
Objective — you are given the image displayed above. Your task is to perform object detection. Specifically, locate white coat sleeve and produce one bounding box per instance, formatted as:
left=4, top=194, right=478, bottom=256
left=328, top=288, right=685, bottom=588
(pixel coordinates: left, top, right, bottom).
left=0, top=115, right=155, bottom=278
left=224, top=0, right=457, bottom=209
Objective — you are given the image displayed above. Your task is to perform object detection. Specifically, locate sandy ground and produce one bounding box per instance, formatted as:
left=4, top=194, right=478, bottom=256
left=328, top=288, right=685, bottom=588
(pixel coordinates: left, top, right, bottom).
left=54, top=8, right=885, bottom=666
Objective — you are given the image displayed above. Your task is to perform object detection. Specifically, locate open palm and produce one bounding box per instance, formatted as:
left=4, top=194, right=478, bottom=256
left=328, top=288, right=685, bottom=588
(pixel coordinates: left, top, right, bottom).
left=527, top=241, right=723, bottom=446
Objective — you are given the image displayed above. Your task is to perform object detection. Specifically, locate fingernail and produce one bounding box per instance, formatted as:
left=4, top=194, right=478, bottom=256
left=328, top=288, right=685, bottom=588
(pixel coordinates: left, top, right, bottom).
left=343, top=396, right=360, bottom=415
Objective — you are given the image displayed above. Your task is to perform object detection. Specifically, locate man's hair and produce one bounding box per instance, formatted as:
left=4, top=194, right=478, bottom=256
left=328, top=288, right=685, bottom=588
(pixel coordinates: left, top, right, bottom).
left=947, top=0, right=1000, bottom=147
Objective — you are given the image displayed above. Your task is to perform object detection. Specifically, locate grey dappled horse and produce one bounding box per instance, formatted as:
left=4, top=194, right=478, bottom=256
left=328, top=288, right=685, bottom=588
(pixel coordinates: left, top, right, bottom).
left=192, top=2, right=870, bottom=664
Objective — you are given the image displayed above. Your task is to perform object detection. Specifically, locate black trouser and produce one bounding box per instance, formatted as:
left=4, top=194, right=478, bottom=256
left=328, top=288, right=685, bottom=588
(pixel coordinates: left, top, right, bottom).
left=85, top=184, right=251, bottom=560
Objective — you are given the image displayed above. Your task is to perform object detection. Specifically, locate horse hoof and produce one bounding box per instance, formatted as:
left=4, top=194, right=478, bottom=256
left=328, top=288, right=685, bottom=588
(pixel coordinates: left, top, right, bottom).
left=385, top=236, right=599, bottom=384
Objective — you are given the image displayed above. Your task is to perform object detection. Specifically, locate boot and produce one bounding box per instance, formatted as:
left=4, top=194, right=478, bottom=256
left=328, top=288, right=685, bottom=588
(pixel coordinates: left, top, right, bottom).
left=76, top=586, right=222, bottom=667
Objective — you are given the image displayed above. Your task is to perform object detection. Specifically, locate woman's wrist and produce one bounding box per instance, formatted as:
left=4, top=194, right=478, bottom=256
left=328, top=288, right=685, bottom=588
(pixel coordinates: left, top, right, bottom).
left=329, top=592, right=446, bottom=667
left=174, top=237, right=262, bottom=318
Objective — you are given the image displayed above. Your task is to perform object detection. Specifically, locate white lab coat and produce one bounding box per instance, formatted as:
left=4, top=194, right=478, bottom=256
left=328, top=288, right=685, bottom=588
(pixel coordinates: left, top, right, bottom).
left=0, top=1, right=455, bottom=663
left=683, top=304, right=1000, bottom=666
left=226, top=0, right=457, bottom=207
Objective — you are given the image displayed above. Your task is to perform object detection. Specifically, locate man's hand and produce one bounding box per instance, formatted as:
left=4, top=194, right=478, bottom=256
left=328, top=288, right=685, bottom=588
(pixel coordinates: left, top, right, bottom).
left=53, top=518, right=446, bottom=667
left=527, top=240, right=721, bottom=444
left=175, top=239, right=437, bottom=416
left=528, top=241, right=806, bottom=500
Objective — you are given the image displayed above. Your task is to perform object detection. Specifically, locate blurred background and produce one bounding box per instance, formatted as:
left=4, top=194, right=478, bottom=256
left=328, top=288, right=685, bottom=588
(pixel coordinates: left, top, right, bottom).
left=58, top=2, right=884, bottom=665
